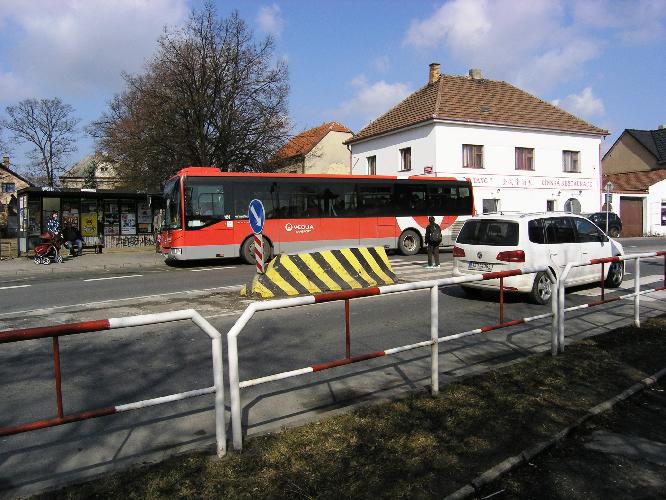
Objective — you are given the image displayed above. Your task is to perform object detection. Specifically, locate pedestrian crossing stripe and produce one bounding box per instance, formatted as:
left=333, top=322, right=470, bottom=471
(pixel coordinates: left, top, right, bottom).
left=241, top=247, right=397, bottom=298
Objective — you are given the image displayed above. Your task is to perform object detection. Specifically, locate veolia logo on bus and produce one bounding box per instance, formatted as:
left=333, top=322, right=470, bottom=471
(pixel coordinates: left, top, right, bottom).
left=285, top=223, right=314, bottom=234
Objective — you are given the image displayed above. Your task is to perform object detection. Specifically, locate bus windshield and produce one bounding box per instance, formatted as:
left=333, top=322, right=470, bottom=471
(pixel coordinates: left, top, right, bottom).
left=163, top=178, right=181, bottom=230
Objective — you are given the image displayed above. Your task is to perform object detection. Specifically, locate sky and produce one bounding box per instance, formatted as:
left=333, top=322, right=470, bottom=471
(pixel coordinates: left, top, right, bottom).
left=0, top=0, right=665, bottom=174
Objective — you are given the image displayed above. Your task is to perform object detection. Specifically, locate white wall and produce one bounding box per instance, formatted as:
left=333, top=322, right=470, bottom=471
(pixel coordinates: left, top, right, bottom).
left=351, top=121, right=603, bottom=214
left=351, top=124, right=436, bottom=176
left=305, top=131, right=353, bottom=174
left=648, top=179, right=666, bottom=236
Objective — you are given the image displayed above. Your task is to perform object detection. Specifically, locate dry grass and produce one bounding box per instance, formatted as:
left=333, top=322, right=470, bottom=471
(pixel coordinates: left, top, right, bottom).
left=39, top=317, right=666, bottom=499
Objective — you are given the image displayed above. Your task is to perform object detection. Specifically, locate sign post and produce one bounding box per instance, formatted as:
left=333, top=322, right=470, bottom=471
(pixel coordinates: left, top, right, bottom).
left=604, top=181, right=614, bottom=234
left=248, top=199, right=266, bottom=274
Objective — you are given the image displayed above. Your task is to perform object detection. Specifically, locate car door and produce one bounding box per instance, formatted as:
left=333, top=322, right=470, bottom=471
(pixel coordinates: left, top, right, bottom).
left=572, top=216, right=611, bottom=283
left=543, top=217, right=582, bottom=283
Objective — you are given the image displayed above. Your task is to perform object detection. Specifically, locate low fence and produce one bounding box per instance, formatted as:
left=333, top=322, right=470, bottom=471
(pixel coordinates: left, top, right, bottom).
left=556, top=251, right=666, bottom=352
left=0, top=309, right=227, bottom=457
left=227, top=265, right=557, bottom=451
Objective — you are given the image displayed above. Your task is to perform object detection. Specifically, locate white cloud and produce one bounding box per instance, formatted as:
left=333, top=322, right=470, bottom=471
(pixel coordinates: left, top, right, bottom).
left=402, top=0, right=666, bottom=93
left=552, top=87, right=605, bottom=118
left=373, top=56, right=390, bottom=73
left=0, top=0, right=188, bottom=102
left=0, top=70, right=36, bottom=102
left=335, top=75, right=412, bottom=123
left=256, top=4, right=284, bottom=38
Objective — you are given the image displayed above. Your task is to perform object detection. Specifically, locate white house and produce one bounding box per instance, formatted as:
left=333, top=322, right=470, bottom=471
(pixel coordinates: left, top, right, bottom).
left=346, top=64, right=608, bottom=216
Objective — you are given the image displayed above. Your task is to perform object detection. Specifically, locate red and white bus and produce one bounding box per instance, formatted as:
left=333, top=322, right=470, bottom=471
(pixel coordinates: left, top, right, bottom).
left=160, top=167, right=474, bottom=262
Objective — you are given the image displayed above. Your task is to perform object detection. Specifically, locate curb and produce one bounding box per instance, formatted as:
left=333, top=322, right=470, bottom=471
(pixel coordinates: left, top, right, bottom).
left=444, top=366, right=666, bottom=500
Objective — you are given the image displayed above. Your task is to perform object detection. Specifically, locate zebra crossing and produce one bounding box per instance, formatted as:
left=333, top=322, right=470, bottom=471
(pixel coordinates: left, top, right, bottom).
left=389, top=256, right=454, bottom=282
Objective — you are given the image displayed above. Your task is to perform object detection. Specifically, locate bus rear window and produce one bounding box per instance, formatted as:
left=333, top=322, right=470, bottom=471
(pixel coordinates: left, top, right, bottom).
left=457, top=219, right=519, bottom=246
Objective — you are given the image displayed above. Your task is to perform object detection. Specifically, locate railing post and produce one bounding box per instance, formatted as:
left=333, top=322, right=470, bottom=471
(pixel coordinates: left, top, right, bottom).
left=430, top=285, right=439, bottom=396
left=345, top=299, right=351, bottom=359
left=499, top=277, right=504, bottom=323
left=52, top=336, right=64, bottom=419
left=558, top=264, right=572, bottom=354
left=211, top=334, right=226, bottom=457
left=228, top=332, right=242, bottom=451
left=634, top=257, right=641, bottom=328
left=600, top=262, right=605, bottom=301
left=550, top=276, right=558, bottom=356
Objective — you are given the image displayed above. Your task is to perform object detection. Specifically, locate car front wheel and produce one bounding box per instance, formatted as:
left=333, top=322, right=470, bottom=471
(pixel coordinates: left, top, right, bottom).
left=604, top=261, right=624, bottom=288
left=529, top=271, right=552, bottom=305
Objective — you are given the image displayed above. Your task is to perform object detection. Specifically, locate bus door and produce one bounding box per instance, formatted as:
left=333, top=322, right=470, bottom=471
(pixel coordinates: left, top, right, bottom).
left=184, top=178, right=233, bottom=251
left=360, top=182, right=404, bottom=248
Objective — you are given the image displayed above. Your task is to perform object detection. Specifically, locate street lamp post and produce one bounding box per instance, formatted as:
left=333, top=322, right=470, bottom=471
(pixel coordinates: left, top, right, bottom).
left=604, top=181, right=614, bottom=234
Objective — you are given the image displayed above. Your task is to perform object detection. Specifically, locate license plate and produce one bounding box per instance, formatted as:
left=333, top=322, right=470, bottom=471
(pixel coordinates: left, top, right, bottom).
left=468, top=261, right=493, bottom=272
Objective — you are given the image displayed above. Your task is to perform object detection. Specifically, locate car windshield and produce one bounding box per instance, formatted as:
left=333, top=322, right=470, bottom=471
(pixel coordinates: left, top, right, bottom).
left=457, top=219, right=519, bottom=246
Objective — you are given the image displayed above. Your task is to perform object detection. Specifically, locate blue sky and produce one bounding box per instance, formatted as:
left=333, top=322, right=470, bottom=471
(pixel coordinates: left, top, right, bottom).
left=0, top=0, right=665, bottom=173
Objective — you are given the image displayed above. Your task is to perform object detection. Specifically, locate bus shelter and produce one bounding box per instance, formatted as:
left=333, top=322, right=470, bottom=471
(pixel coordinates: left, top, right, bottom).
left=17, top=187, right=163, bottom=255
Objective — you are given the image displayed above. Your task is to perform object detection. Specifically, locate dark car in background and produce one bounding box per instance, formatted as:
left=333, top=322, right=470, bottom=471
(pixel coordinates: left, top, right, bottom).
left=584, top=212, right=622, bottom=237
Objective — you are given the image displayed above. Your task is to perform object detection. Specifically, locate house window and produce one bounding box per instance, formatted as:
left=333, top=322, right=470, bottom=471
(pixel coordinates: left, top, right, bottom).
left=1, top=182, right=16, bottom=193
left=463, top=144, right=483, bottom=168
left=661, top=201, right=666, bottom=226
left=482, top=199, right=499, bottom=214
left=562, top=150, right=580, bottom=173
left=399, top=147, right=411, bottom=171
left=546, top=200, right=556, bottom=212
left=515, top=147, right=534, bottom=171
left=367, top=155, right=376, bottom=175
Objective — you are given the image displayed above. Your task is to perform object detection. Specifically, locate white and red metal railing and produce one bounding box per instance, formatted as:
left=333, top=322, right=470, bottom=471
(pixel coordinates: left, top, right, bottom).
left=0, top=309, right=227, bottom=457
left=556, top=251, right=666, bottom=353
left=226, top=265, right=558, bottom=451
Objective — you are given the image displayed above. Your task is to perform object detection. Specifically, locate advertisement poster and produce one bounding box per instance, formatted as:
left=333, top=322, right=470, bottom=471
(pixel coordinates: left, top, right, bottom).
left=137, top=203, right=152, bottom=223
left=121, top=213, right=137, bottom=235
left=81, top=212, right=98, bottom=237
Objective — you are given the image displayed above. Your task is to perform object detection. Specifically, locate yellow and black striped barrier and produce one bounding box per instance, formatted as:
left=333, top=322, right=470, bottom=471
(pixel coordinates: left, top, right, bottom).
left=241, top=247, right=397, bottom=298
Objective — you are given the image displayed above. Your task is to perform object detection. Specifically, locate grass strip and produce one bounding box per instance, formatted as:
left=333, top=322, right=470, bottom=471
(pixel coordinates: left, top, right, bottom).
left=39, top=316, right=666, bottom=499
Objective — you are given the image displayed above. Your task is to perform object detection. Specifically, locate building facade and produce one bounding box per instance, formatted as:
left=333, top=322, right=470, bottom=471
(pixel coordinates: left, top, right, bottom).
left=602, top=127, right=666, bottom=236
left=347, top=64, right=608, bottom=216
left=272, top=122, right=353, bottom=174
left=0, top=156, right=33, bottom=237
left=60, top=153, right=123, bottom=190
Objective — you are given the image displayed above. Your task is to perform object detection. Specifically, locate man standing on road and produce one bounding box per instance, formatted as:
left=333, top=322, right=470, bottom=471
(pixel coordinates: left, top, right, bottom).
left=425, top=216, right=442, bottom=268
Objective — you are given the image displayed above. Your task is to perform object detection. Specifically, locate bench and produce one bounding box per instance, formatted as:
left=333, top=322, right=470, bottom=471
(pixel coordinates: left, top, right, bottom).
left=79, top=237, right=104, bottom=254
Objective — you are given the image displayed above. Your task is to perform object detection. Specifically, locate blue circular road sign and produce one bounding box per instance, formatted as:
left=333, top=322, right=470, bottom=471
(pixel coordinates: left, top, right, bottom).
left=248, top=199, right=265, bottom=235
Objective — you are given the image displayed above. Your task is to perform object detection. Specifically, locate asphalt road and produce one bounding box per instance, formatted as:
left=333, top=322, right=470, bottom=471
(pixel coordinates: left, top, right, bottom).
left=1, top=237, right=665, bottom=498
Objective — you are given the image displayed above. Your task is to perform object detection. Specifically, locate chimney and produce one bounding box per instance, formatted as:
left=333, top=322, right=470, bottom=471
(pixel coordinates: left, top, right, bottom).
left=2, top=156, right=8, bottom=169
left=428, top=63, right=441, bottom=84
left=469, top=68, right=483, bottom=80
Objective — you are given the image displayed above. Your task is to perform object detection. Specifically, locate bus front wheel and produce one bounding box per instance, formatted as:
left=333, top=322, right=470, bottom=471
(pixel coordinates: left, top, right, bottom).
left=241, top=236, right=272, bottom=265
left=398, top=229, right=421, bottom=256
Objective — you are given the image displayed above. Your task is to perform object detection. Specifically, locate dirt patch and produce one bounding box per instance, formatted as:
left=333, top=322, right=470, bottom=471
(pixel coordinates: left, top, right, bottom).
left=35, top=317, right=666, bottom=499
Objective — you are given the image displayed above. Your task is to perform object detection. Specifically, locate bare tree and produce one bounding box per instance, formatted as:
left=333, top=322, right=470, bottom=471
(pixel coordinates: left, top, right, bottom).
left=2, top=98, right=79, bottom=187
left=90, top=3, right=290, bottom=190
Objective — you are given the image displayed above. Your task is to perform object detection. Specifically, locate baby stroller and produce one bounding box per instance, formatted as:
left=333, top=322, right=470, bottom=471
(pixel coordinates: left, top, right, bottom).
left=33, top=232, right=63, bottom=265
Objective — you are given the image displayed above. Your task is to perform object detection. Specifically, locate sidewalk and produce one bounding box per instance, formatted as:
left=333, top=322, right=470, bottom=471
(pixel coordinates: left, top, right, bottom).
left=0, top=247, right=167, bottom=278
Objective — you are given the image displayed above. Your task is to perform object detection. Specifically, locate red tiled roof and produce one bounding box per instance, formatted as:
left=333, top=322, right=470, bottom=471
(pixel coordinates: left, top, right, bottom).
left=603, top=170, right=666, bottom=193
left=276, top=122, right=352, bottom=159
left=346, top=74, right=608, bottom=144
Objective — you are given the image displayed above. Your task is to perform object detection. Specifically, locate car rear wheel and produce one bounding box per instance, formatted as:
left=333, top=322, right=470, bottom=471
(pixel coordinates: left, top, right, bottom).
left=398, top=229, right=421, bottom=256
left=609, top=227, right=621, bottom=238
left=529, top=272, right=552, bottom=305
left=604, top=261, right=624, bottom=288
